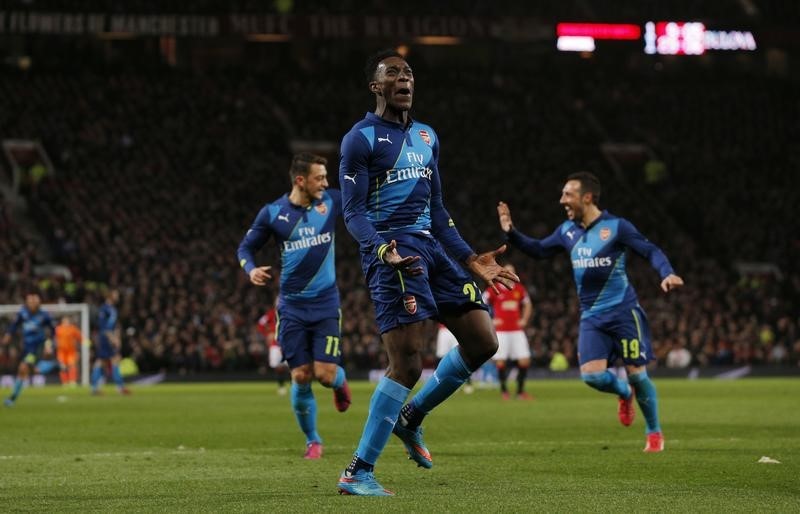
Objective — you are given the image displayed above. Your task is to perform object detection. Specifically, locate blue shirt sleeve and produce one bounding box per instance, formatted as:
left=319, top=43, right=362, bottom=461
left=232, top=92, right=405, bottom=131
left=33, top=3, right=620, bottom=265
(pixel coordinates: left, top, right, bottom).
left=617, top=218, right=675, bottom=279
left=339, top=131, right=389, bottom=257
left=97, top=307, right=106, bottom=331
left=237, top=204, right=274, bottom=276
left=506, top=226, right=565, bottom=259
left=44, top=311, right=55, bottom=336
left=99, top=305, right=117, bottom=336
left=107, top=307, right=118, bottom=333
left=6, top=311, right=23, bottom=335
left=327, top=188, right=343, bottom=216
left=428, top=134, right=475, bottom=262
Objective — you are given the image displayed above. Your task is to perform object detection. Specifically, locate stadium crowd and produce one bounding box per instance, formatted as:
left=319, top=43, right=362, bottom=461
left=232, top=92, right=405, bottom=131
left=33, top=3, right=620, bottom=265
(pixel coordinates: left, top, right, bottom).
left=0, top=48, right=797, bottom=376
left=3, top=0, right=783, bottom=20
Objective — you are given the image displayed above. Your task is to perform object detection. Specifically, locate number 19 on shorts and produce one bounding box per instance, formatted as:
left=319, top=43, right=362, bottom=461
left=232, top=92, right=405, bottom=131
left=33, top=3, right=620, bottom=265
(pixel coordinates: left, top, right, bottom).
left=621, top=338, right=640, bottom=359
left=325, top=336, right=341, bottom=357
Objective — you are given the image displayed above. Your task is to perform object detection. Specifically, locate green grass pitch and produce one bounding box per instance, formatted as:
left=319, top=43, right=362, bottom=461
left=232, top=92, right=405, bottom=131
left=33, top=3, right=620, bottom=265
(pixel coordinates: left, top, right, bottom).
left=1, top=378, right=798, bottom=512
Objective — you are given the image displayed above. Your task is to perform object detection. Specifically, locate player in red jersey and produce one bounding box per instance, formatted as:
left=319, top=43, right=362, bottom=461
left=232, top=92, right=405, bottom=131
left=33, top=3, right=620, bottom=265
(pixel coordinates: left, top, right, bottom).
left=482, top=263, right=534, bottom=400
left=257, top=298, right=289, bottom=396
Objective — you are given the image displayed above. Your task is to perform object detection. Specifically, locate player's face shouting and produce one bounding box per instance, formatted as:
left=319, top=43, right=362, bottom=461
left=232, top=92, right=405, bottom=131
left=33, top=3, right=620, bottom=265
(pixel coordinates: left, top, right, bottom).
left=303, top=163, right=329, bottom=201
left=374, top=56, right=414, bottom=111
left=560, top=180, right=584, bottom=222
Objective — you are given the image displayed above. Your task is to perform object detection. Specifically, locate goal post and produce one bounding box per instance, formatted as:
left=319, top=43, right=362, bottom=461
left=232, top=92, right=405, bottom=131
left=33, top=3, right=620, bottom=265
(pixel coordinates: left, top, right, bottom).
left=0, top=303, right=91, bottom=387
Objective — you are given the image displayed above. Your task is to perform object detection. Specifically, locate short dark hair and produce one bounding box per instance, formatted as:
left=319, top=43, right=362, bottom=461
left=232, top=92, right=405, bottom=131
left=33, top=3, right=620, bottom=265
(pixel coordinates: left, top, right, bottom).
left=567, top=171, right=601, bottom=204
left=289, top=152, right=327, bottom=181
left=364, top=49, right=403, bottom=85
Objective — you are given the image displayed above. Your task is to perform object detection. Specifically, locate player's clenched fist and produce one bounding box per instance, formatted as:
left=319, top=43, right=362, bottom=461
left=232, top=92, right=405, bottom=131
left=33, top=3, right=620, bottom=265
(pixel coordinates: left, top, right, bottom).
left=249, top=266, right=272, bottom=286
left=660, top=274, right=684, bottom=293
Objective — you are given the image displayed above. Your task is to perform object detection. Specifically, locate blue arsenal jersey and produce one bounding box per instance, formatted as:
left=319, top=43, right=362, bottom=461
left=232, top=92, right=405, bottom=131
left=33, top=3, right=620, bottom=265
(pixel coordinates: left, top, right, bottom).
left=339, top=113, right=473, bottom=262
left=508, top=211, right=674, bottom=319
left=237, top=189, right=341, bottom=314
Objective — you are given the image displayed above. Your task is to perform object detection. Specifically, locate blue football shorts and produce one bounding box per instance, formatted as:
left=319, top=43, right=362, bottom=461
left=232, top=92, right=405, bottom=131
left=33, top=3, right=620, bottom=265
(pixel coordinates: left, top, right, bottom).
left=277, top=304, right=342, bottom=369
left=577, top=304, right=653, bottom=366
left=96, top=337, right=118, bottom=359
left=21, top=345, right=40, bottom=366
left=363, top=232, right=488, bottom=334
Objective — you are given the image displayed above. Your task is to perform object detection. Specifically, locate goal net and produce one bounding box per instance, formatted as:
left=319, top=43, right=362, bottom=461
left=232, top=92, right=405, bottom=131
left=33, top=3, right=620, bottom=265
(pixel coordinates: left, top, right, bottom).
left=0, top=303, right=91, bottom=387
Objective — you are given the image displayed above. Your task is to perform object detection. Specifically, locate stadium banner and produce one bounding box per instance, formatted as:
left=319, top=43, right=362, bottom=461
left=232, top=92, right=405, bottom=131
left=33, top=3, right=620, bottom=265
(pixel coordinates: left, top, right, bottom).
left=0, top=11, right=550, bottom=40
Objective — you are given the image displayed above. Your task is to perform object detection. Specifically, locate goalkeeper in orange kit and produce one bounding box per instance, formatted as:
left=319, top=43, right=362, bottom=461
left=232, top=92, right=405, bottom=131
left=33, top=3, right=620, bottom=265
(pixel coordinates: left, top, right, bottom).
left=55, top=316, right=82, bottom=386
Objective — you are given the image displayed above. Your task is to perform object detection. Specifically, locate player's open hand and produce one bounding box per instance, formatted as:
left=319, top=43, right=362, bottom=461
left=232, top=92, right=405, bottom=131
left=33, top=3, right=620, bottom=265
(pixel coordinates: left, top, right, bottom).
left=660, top=273, right=684, bottom=293
left=382, top=240, right=423, bottom=275
left=497, top=201, right=514, bottom=233
left=467, top=244, right=520, bottom=294
left=249, top=266, right=273, bottom=286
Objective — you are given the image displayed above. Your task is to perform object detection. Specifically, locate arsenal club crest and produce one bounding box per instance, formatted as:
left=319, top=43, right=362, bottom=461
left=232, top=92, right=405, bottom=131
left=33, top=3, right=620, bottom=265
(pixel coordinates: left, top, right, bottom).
left=403, top=296, right=418, bottom=315
left=600, top=227, right=611, bottom=241
left=418, top=130, right=431, bottom=146
left=315, top=202, right=328, bottom=215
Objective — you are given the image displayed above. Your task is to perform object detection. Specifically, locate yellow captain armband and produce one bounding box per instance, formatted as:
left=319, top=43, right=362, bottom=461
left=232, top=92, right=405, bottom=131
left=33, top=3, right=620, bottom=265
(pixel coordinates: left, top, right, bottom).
left=377, top=243, right=390, bottom=263
left=240, top=259, right=247, bottom=268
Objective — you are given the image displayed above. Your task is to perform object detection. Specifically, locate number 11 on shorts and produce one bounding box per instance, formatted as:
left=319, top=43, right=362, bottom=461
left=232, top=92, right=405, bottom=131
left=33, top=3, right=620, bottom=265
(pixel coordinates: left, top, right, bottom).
left=325, top=336, right=341, bottom=357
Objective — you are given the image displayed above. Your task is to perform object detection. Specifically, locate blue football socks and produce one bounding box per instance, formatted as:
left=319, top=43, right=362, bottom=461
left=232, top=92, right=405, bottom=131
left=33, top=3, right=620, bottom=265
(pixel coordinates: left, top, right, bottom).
left=354, top=377, right=410, bottom=466
left=326, top=366, right=345, bottom=389
left=629, top=371, right=661, bottom=434
left=90, top=366, right=104, bottom=390
left=35, top=360, right=58, bottom=374
left=10, top=378, right=23, bottom=401
left=291, top=382, right=320, bottom=444
left=111, top=365, right=125, bottom=388
left=288, top=368, right=345, bottom=449
left=401, top=347, right=473, bottom=429
left=581, top=370, right=632, bottom=398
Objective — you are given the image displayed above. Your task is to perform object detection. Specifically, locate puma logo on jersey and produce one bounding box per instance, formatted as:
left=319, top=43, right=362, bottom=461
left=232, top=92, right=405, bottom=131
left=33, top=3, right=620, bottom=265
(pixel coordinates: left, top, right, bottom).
left=566, top=230, right=575, bottom=240
left=378, top=134, right=392, bottom=144
left=343, top=174, right=356, bottom=184
left=277, top=213, right=290, bottom=223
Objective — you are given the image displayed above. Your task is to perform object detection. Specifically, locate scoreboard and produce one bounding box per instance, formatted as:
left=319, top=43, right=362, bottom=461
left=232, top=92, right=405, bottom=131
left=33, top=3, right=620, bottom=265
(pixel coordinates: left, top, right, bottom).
left=556, top=22, right=757, bottom=54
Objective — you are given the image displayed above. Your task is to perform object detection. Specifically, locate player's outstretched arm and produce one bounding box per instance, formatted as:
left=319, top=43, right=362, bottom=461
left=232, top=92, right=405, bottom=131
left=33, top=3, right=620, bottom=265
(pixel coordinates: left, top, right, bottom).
left=380, top=240, right=423, bottom=276
left=617, top=218, right=681, bottom=289
left=660, top=274, right=684, bottom=293
left=248, top=266, right=273, bottom=286
left=497, top=201, right=564, bottom=259
left=466, top=244, right=520, bottom=294
left=3, top=313, right=22, bottom=345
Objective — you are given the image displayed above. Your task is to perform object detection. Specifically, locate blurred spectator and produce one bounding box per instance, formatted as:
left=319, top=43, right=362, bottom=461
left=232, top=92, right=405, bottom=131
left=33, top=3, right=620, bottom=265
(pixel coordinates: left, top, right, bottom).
left=665, top=339, right=692, bottom=369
